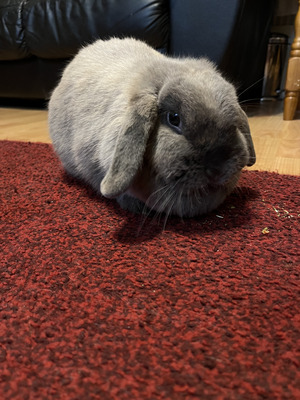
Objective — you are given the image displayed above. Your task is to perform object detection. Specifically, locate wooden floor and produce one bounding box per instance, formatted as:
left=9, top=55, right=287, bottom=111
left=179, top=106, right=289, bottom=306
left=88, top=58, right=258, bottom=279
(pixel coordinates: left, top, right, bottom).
left=0, top=101, right=299, bottom=176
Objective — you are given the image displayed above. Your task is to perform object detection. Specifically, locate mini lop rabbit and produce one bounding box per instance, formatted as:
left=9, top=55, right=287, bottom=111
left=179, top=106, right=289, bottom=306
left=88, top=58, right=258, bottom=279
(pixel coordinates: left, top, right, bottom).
left=49, top=38, right=255, bottom=218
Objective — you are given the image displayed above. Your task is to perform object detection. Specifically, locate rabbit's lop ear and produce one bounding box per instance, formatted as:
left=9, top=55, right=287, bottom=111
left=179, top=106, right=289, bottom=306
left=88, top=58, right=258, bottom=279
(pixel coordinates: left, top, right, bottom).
left=238, top=108, right=256, bottom=166
left=100, top=92, right=157, bottom=198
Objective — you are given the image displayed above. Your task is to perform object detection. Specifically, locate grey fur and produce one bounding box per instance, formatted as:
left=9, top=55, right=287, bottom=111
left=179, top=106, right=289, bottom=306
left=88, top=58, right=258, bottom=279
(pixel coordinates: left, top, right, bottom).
left=48, top=37, right=255, bottom=218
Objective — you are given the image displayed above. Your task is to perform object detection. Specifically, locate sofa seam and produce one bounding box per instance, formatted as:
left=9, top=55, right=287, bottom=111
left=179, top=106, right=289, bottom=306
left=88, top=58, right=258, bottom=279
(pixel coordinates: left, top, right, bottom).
left=18, top=0, right=30, bottom=56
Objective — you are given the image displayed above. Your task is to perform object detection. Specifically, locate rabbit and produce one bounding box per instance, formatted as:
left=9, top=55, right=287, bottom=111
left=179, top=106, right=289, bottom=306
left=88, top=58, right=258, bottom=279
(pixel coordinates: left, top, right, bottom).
left=48, top=37, right=256, bottom=218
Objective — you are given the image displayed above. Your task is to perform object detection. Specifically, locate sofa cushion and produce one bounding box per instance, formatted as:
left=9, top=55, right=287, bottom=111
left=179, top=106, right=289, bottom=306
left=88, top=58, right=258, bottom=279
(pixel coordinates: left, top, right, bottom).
left=0, top=0, right=170, bottom=61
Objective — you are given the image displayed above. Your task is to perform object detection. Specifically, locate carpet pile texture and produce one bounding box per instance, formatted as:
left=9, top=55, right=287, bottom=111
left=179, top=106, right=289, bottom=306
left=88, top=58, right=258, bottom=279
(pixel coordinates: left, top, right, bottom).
left=0, top=141, right=299, bottom=399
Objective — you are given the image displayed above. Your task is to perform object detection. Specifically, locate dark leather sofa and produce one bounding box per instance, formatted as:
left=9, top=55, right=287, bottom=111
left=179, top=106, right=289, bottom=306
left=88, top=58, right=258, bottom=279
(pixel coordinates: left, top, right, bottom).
left=0, top=0, right=276, bottom=102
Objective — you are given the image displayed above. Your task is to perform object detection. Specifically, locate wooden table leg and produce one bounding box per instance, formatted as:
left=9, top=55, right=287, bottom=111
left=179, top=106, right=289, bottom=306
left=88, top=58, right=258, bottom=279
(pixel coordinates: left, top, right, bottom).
left=284, top=91, right=299, bottom=120
left=283, top=0, right=300, bottom=120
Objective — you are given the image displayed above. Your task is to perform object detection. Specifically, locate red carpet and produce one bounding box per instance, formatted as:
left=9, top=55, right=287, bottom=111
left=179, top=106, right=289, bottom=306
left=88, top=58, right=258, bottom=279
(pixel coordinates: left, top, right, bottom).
left=1, top=140, right=299, bottom=400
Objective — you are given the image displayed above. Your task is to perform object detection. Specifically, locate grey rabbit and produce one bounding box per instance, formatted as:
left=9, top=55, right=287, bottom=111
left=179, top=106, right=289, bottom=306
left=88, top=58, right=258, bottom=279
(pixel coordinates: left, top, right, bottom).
left=48, top=37, right=255, bottom=218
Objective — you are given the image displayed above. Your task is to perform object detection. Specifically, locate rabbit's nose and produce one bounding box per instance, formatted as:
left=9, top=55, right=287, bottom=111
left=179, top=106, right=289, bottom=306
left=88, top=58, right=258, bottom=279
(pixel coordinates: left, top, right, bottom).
left=204, top=146, right=233, bottom=183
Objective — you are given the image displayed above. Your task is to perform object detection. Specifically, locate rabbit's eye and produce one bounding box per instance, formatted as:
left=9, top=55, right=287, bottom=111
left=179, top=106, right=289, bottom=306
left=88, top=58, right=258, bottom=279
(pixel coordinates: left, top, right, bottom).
left=167, top=112, right=181, bottom=131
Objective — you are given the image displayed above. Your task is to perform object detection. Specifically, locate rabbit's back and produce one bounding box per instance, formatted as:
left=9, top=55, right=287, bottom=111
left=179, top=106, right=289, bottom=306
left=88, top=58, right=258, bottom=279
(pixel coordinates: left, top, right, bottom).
left=48, top=38, right=161, bottom=189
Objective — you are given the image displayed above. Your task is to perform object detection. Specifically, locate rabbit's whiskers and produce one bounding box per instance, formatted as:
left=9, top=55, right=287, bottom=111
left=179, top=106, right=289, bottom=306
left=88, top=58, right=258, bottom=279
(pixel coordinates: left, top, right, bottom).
left=137, top=180, right=183, bottom=232
left=137, top=184, right=172, bottom=233
left=237, top=77, right=264, bottom=99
